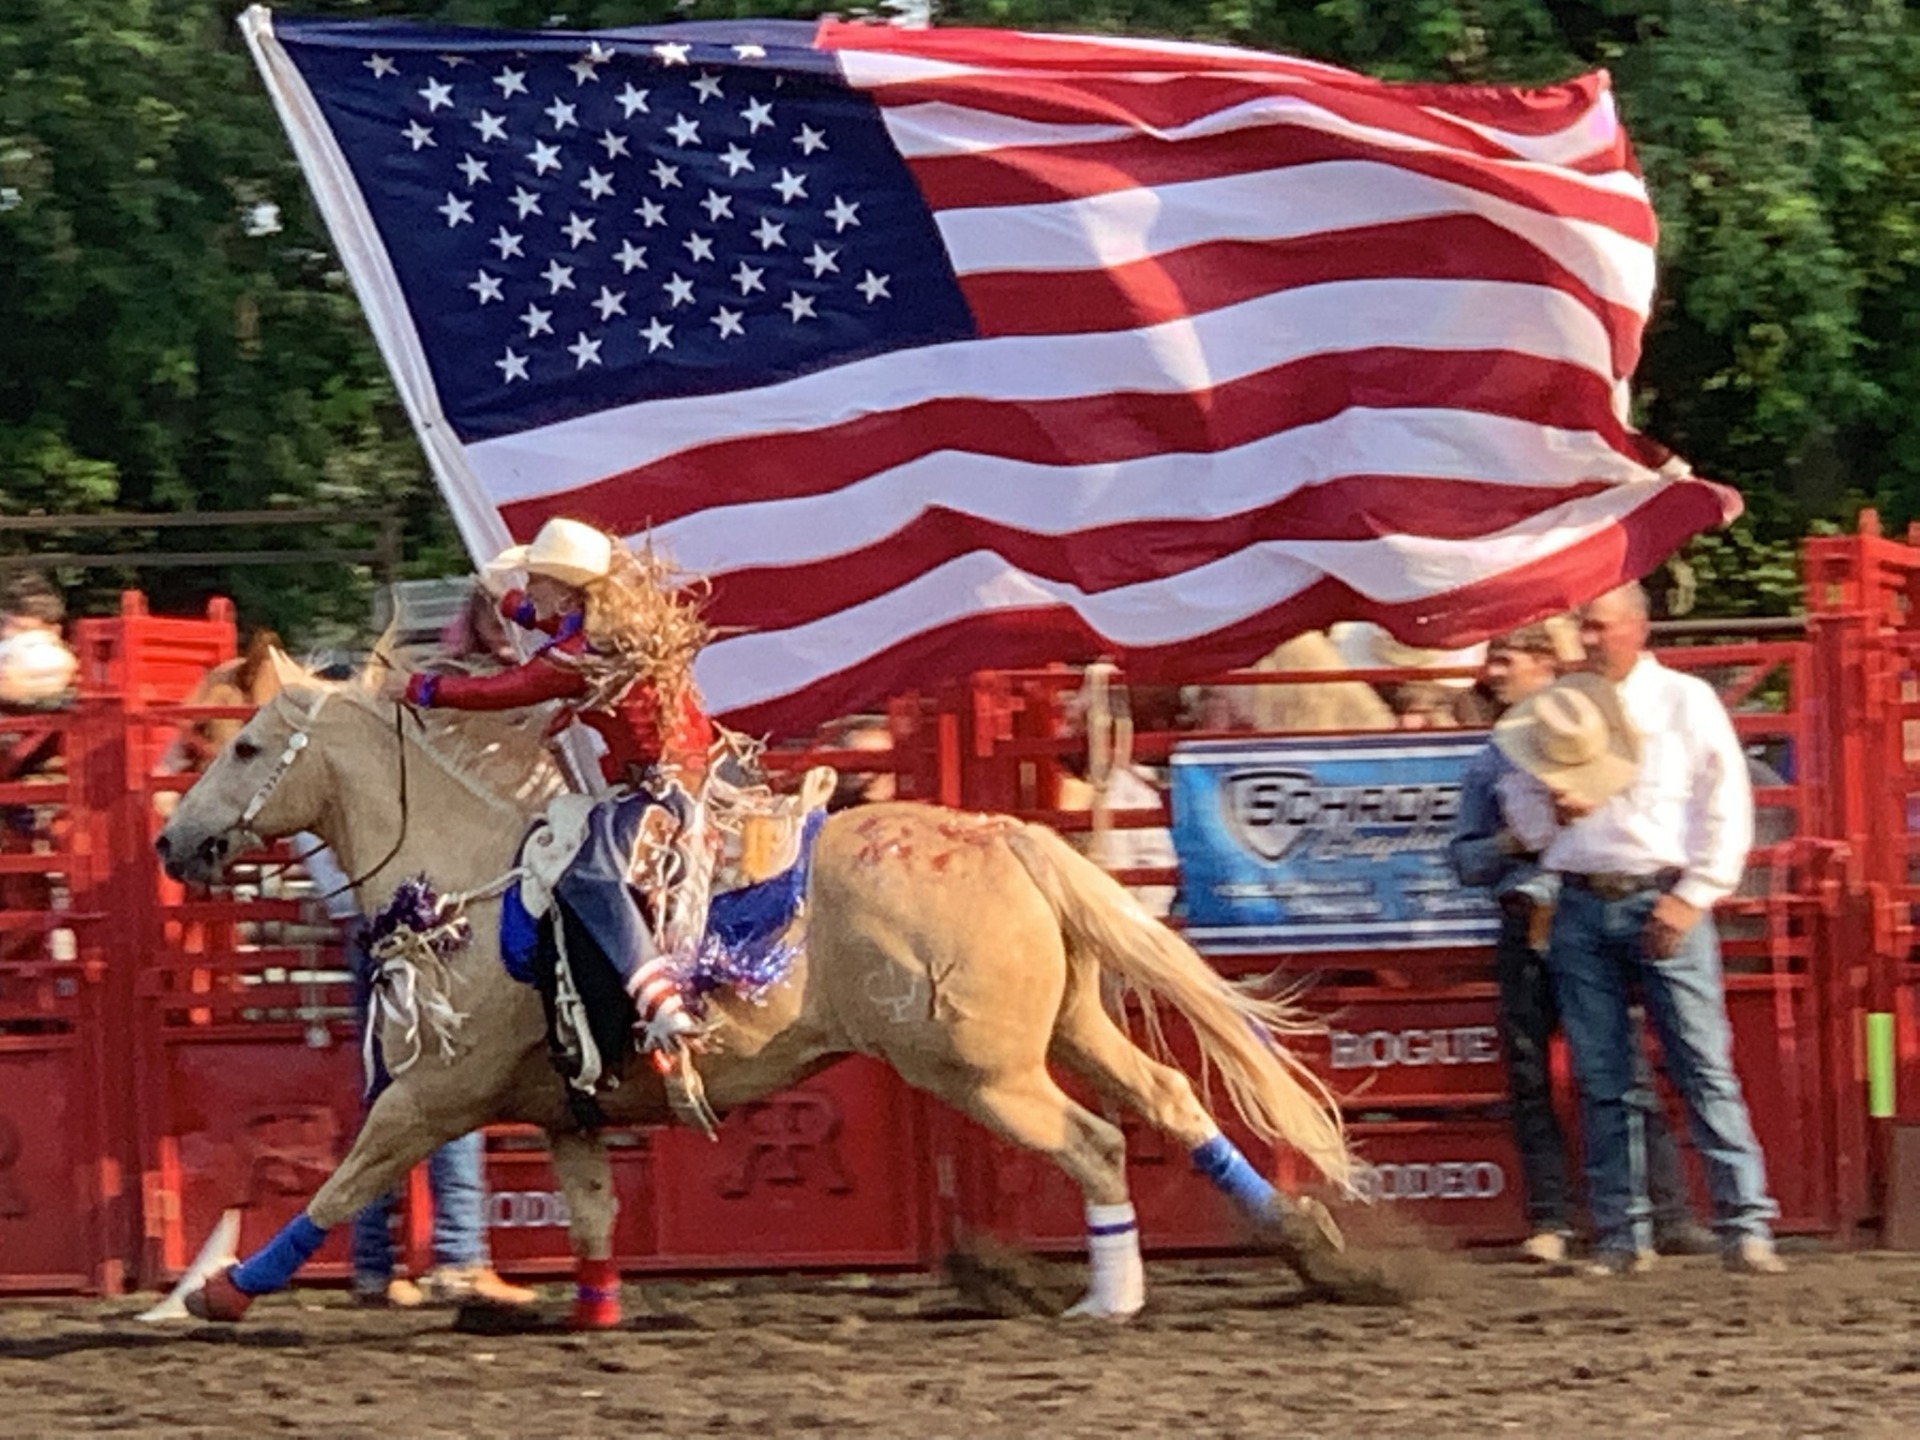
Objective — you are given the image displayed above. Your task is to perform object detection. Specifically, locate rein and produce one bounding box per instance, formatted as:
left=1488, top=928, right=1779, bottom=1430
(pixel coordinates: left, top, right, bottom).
left=238, top=690, right=412, bottom=906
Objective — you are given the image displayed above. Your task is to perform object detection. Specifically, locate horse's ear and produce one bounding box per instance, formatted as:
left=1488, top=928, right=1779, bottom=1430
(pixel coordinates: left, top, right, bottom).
left=358, top=614, right=405, bottom=692
left=267, top=646, right=310, bottom=693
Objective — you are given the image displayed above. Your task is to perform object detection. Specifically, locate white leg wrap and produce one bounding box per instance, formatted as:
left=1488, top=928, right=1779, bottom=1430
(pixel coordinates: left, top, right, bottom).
left=1065, top=1201, right=1145, bottom=1318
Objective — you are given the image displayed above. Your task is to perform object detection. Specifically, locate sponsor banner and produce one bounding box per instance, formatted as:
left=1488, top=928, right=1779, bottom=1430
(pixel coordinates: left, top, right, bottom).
left=1169, top=733, right=1501, bottom=952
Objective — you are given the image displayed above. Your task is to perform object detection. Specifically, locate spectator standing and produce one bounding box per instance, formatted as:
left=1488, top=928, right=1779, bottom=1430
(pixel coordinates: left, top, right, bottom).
left=0, top=571, right=79, bottom=710
left=1497, top=583, right=1784, bottom=1276
left=1449, top=619, right=1713, bottom=1264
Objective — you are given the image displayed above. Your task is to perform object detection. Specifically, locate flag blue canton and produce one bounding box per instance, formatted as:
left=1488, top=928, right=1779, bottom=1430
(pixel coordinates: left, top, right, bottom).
left=275, top=19, right=976, bottom=444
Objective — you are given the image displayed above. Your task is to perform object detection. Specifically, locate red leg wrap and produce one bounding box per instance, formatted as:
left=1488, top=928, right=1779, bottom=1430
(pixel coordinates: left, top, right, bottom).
left=569, top=1257, right=622, bottom=1331
left=186, top=1267, right=256, bottom=1324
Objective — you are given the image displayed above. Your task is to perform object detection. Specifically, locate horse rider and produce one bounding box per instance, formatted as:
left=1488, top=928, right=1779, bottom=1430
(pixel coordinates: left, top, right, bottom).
left=383, top=517, right=716, bottom=1066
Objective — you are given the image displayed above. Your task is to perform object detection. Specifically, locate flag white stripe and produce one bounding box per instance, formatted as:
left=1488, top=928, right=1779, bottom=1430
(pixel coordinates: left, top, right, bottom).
left=694, top=483, right=1671, bottom=712
left=653, top=410, right=1657, bottom=578
left=882, top=92, right=1648, bottom=209
left=469, top=276, right=1621, bottom=504
left=928, top=162, right=1654, bottom=313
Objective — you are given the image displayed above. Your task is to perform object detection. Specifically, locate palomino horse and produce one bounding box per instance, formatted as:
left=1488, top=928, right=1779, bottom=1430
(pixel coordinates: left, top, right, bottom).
left=147, top=659, right=1357, bottom=1326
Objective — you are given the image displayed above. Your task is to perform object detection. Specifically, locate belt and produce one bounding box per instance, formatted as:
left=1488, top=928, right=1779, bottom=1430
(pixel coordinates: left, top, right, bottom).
left=1564, top=869, right=1683, bottom=902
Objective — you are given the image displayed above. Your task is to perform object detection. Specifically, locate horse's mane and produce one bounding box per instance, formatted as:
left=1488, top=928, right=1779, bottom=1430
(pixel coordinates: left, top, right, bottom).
left=284, top=677, right=567, bottom=818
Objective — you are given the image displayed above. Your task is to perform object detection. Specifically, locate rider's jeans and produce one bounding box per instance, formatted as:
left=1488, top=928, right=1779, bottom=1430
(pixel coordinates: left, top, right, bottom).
left=1547, top=884, right=1779, bottom=1256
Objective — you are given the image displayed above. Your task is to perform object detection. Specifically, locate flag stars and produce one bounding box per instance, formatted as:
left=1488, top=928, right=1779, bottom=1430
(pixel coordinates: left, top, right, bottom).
left=732, top=261, right=766, bottom=296
left=641, top=317, right=674, bottom=352
left=663, top=274, right=696, bottom=308
left=740, top=97, right=774, bottom=133
left=496, top=348, right=529, bottom=383
left=580, top=167, right=616, bottom=201
left=614, top=239, right=649, bottom=273
left=719, top=143, right=754, bottom=177
left=544, top=98, right=579, bottom=131
left=654, top=41, right=691, bottom=66
left=826, top=196, right=861, bottom=232
left=634, top=197, right=667, bottom=226
left=365, top=54, right=398, bottom=79
left=700, top=189, right=734, bottom=222
left=804, top=243, right=840, bottom=278
left=710, top=306, right=745, bottom=339
left=568, top=332, right=603, bottom=369
left=437, top=192, right=474, bottom=227
left=667, top=114, right=701, bottom=148
left=751, top=216, right=787, bottom=250
left=456, top=153, right=490, bottom=188
left=509, top=186, right=543, bottom=220
left=493, top=67, right=528, bottom=98
left=472, top=111, right=508, bottom=143
left=490, top=226, right=525, bottom=260
left=649, top=160, right=682, bottom=190
left=469, top=271, right=504, bottom=304
left=733, top=43, right=767, bottom=60
left=794, top=124, right=828, bottom=156
left=616, top=83, right=651, bottom=118
left=568, top=53, right=605, bottom=86
left=598, top=130, right=630, bottom=160
left=419, top=78, right=455, bottom=112
left=542, top=259, right=576, bottom=294
left=527, top=140, right=563, bottom=175
left=772, top=168, right=807, bottom=203
left=592, top=286, right=628, bottom=321
left=520, top=303, right=554, bottom=338
left=402, top=120, right=436, bottom=151
left=683, top=232, right=715, bottom=263
left=561, top=212, right=597, bottom=248
left=691, top=71, right=724, bottom=103
left=857, top=270, right=891, bottom=303
left=782, top=290, right=817, bottom=323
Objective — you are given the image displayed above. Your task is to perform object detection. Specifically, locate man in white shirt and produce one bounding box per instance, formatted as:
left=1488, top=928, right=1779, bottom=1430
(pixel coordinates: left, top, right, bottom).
left=1497, top=582, right=1783, bottom=1276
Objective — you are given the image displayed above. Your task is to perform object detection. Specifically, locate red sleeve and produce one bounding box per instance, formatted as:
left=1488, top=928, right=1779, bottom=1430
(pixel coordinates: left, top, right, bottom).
left=408, top=650, right=586, bottom=710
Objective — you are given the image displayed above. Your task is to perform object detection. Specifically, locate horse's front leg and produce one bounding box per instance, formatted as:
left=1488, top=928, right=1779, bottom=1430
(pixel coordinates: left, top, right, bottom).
left=174, top=1083, right=455, bottom=1323
left=549, top=1129, right=622, bottom=1330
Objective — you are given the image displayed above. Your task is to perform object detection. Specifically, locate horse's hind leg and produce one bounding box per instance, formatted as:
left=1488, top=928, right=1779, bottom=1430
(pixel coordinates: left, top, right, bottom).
left=933, top=1064, right=1143, bottom=1319
left=549, top=1130, right=622, bottom=1330
left=177, top=1083, right=466, bottom=1322
left=1051, top=968, right=1345, bottom=1257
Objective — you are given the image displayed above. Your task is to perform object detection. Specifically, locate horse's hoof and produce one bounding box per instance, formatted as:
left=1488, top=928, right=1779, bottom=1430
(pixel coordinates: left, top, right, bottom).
left=1062, top=1294, right=1143, bottom=1321
left=184, top=1268, right=254, bottom=1323
left=569, top=1295, right=624, bottom=1331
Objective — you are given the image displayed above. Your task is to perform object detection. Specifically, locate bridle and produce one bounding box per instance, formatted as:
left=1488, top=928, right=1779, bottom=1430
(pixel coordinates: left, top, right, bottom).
left=233, top=687, right=412, bottom=906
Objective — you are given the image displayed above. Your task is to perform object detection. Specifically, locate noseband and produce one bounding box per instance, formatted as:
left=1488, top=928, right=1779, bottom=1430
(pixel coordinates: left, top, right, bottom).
left=233, top=689, right=411, bottom=904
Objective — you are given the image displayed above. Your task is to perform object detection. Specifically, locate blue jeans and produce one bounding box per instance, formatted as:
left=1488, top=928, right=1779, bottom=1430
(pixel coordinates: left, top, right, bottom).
left=350, top=1131, right=489, bottom=1280
left=350, top=928, right=492, bottom=1280
left=1547, top=885, right=1779, bottom=1255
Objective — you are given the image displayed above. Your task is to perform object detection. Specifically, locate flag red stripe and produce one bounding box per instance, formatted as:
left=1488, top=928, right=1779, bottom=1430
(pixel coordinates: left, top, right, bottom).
left=957, top=218, right=1643, bottom=377
left=871, top=72, right=1630, bottom=181
left=902, top=117, right=1651, bottom=241
left=697, top=477, right=1624, bottom=631
left=819, top=21, right=1616, bottom=138
left=497, top=348, right=1658, bottom=539
left=715, top=480, right=1733, bottom=735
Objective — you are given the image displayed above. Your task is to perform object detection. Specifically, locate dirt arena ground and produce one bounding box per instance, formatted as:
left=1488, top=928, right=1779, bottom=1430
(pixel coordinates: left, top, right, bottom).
left=3, top=1244, right=1918, bottom=1439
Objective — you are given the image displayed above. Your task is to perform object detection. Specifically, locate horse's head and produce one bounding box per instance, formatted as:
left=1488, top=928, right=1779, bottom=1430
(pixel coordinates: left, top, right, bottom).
left=155, top=651, right=346, bottom=884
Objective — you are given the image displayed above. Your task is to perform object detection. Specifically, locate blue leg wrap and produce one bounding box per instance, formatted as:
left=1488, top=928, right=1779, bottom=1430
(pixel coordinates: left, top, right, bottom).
left=1191, top=1133, right=1280, bottom=1216
left=230, top=1213, right=329, bottom=1296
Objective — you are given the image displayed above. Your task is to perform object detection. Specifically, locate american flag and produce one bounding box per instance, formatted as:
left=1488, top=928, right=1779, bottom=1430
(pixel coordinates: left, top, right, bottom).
left=244, top=8, right=1738, bottom=738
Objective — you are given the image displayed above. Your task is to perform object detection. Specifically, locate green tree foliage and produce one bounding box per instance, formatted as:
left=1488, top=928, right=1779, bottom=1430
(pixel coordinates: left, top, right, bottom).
left=6, top=0, right=1920, bottom=640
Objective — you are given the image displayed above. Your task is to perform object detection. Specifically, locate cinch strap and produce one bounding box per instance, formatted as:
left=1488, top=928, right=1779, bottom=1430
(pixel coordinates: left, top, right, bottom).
left=1191, top=1132, right=1280, bottom=1216
left=230, top=1213, right=329, bottom=1296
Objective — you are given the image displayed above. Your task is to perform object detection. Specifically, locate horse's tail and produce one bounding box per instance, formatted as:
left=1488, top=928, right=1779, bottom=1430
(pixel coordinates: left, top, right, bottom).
left=1004, top=822, right=1352, bottom=1192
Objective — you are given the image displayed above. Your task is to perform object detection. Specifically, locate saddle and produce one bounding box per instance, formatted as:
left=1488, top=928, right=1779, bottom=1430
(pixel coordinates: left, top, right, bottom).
left=500, top=765, right=837, bottom=1126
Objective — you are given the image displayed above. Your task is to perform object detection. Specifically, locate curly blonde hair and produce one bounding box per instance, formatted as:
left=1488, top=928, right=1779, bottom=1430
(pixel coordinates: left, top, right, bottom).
left=576, top=538, right=711, bottom=727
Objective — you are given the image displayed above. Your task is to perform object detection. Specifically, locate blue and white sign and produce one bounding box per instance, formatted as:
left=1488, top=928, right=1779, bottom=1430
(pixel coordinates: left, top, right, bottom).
left=1170, top=733, right=1500, bottom=953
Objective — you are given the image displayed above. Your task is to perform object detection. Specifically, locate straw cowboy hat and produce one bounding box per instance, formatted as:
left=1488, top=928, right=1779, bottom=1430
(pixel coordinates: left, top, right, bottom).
left=485, top=517, right=614, bottom=590
left=1493, top=671, right=1642, bottom=807
left=1330, top=621, right=1487, bottom=688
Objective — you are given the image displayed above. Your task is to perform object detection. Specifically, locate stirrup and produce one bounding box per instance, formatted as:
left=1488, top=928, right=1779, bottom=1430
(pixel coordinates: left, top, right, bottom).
left=660, top=1045, right=720, bottom=1140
